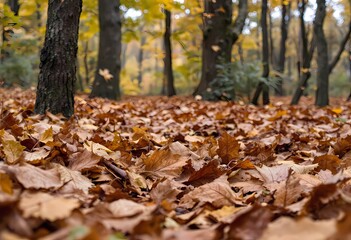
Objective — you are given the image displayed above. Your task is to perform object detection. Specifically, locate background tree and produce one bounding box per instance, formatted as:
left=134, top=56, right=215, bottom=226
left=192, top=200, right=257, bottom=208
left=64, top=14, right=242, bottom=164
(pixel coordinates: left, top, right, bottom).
left=163, top=8, right=176, bottom=97
left=314, top=0, right=329, bottom=106
left=274, top=0, right=291, bottom=96
left=291, top=0, right=315, bottom=105
left=90, top=0, right=122, bottom=100
left=194, top=0, right=248, bottom=97
left=251, top=0, right=270, bottom=105
left=34, top=0, right=82, bottom=118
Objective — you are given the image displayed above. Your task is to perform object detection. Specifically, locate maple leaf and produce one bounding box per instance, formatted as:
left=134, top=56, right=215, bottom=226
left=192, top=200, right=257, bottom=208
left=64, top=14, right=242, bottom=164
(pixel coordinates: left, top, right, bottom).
left=19, top=191, right=80, bottom=221
left=217, top=132, right=239, bottom=164
left=2, top=140, right=25, bottom=164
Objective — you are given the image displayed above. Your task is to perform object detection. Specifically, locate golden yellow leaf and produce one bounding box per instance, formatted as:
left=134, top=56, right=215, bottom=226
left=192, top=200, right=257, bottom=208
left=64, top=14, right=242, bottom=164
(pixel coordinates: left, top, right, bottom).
left=39, top=127, right=53, bottom=143
left=2, top=140, right=25, bottom=164
left=0, top=173, right=13, bottom=194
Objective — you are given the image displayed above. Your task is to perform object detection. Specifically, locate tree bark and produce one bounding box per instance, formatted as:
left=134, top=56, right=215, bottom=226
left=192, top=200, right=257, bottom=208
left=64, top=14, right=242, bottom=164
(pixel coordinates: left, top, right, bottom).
left=251, top=0, right=270, bottom=105
left=34, top=0, right=82, bottom=118
left=193, top=0, right=247, bottom=97
left=163, top=9, right=176, bottom=96
left=291, top=0, right=315, bottom=105
left=314, top=0, right=329, bottom=106
left=275, top=1, right=291, bottom=96
left=90, top=0, right=121, bottom=100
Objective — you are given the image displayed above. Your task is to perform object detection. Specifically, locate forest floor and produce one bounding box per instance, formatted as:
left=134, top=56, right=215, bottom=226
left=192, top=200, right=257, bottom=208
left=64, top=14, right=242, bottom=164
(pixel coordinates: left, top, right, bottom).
left=1, top=88, right=351, bottom=239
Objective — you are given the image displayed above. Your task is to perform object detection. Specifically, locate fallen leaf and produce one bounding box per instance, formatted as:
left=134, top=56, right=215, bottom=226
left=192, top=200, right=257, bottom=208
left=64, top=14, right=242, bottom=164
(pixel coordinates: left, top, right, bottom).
left=19, top=191, right=80, bottom=221
left=2, top=140, right=25, bottom=164
left=260, top=217, right=337, bottom=240
left=217, top=132, right=239, bottom=164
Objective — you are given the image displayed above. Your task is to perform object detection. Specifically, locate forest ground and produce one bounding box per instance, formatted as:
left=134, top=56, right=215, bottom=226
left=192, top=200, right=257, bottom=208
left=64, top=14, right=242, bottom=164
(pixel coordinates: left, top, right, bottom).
left=1, top=88, right=351, bottom=239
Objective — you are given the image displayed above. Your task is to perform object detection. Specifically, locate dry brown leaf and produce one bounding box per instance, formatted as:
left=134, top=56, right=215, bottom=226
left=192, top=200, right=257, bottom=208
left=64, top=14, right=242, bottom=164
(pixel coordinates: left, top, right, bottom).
left=109, top=199, right=147, bottom=218
left=150, top=178, right=182, bottom=204
left=23, top=148, right=50, bottom=162
left=19, top=191, right=80, bottom=221
left=217, top=132, right=239, bottom=164
left=143, top=142, right=189, bottom=178
left=179, top=175, right=241, bottom=209
left=260, top=217, right=337, bottom=240
left=227, top=205, right=272, bottom=240
left=67, top=149, right=101, bottom=171
left=1, top=163, right=63, bottom=190
left=313, top=154, right=341, bottom=174
left=55, top=164, right=93, bottom=194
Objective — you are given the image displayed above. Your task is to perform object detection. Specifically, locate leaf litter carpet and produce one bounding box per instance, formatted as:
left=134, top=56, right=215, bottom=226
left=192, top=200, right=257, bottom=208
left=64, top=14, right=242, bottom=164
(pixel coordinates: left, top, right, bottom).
left=1, top=88, right=351, bottom=239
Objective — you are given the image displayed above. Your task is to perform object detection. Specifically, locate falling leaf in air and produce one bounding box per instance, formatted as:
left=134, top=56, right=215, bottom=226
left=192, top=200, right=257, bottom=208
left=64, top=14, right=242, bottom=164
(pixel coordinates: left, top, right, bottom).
left=99, top=68, right=113, bottom=81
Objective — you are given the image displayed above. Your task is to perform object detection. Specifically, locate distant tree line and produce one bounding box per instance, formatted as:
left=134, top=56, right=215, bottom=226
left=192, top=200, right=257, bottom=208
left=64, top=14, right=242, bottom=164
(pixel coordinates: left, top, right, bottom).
left=2, top=0, right=351, bottom=118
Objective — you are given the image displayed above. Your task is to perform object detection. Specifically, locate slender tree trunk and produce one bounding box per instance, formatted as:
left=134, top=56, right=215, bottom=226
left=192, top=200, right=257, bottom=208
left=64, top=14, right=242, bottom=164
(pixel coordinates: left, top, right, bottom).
left=163, top=9, right=176, bottom=96
left=268, top=9, right=275, bottom=66
left=328, top=21, right=351, bottom=74
left=275, top=1, right=291, bottom=96
left=193, top=0, right=247, bottom=97
left=137, top=26, right=146, bottom=88
left=34, top=0, right=82, bottom=118
left=251, top=0, right=270, bottom=105
left=314, top=0, right=329, bottom=106
left=1, top=0, right=20, bottom=60
left=90, top=0, right=121, bottom=100
left=291, top=0, right=315, bottom=105
left=83, top=41, right=90, bottom=86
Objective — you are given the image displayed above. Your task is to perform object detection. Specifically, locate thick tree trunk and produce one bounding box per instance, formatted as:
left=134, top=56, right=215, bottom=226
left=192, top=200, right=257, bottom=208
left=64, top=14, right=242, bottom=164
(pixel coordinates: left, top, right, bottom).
left=291, top=0, right=315, bottom=105
left=314, top=0, right=329, bottom=106
left=34, top=0, right=82, bottom=118
left=251, top=0, right=270, bottom=105
left=275, top=1, right=291, bottom=96
left=194, top=0, right=247, bottom=97
left=163, top=9, right=176, bottom=97
left=90, top=0, right=121, bottom=100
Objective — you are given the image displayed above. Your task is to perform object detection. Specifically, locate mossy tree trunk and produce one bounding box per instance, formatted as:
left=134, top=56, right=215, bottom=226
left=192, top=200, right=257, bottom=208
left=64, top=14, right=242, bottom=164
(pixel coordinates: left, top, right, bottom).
left=90, top=0, right=121, bottom=100
left=34, top=0, right=82, bottom=118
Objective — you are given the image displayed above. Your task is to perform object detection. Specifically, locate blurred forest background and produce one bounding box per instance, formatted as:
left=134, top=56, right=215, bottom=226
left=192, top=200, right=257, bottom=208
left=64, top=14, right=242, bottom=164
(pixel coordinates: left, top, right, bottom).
left=1, top=0, right=351, bottom=101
